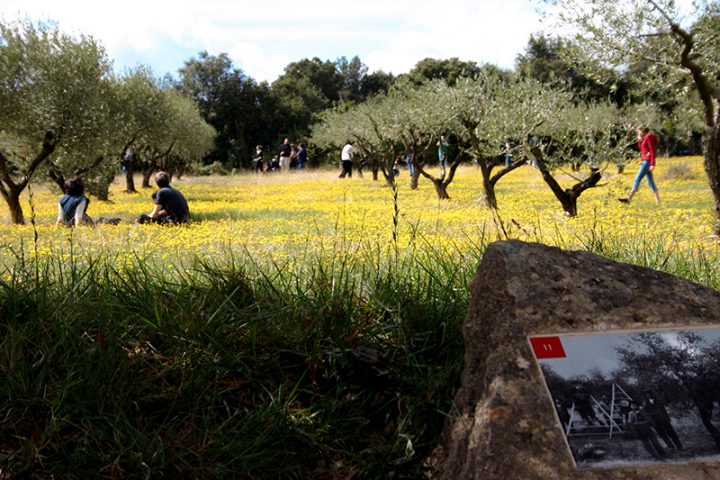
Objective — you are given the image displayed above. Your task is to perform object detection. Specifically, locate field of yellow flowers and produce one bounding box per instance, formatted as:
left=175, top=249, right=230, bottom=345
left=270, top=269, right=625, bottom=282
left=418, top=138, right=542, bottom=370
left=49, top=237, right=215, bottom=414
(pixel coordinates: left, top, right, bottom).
left=2, top=156, right=719, bottom=479
left=0, top=156, right=716, bottom=270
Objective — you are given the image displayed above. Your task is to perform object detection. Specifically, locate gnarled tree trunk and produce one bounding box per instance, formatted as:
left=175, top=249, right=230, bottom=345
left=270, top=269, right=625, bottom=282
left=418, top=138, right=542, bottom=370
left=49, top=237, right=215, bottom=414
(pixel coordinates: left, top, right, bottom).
left=125, top=169, right=136, bottom=193
left=1, top=189, right=25, bottom=224
left=702, top=125, right=720, bottom=236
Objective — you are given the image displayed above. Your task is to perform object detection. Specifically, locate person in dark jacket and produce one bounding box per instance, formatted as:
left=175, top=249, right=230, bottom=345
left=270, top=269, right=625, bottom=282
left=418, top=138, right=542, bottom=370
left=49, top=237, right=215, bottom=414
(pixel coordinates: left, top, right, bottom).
left=643, top=391, right=683, bottom=450
left=138, top=171, right=190, bottom=224
left=628, top=401, right=667, bottom=460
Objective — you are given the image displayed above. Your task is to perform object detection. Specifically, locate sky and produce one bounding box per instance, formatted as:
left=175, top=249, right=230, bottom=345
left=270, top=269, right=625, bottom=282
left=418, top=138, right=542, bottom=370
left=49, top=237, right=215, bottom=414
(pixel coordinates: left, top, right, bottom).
left=0, top=0, right=547, bottom=82
left=535, top=326, right=720, bottom=379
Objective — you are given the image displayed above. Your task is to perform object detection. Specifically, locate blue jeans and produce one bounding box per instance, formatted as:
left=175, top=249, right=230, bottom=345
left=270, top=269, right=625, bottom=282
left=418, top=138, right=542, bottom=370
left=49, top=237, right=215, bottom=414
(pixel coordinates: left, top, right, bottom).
left=632, top=161, right=657, bottom=192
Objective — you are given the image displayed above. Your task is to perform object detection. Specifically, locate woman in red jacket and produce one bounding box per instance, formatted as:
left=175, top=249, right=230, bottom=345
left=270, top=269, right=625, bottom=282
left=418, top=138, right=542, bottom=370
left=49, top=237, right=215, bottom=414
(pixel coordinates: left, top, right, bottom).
left=619, top=126, right=661, bottom=204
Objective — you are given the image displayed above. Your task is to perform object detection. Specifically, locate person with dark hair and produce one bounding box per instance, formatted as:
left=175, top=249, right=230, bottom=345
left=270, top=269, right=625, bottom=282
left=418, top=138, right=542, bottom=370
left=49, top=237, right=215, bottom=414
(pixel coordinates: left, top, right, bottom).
left=642, top=391, right=683, bottom=450
left=619, top=125, right=661, bottom=204
left=56, top=176, right=93, bottom=226
left=253, top=145, right=264, bottom=173
left=339, top=140, right=354, bottom=178
left=297, top=143, right=308, bottom=170
left=437, top=133, right=449, bottom=175
left=138, top=171, right=190, bottom=224
left=278, top=138, right=292, bottom=172
left=628, top=401, right=667, bottom=460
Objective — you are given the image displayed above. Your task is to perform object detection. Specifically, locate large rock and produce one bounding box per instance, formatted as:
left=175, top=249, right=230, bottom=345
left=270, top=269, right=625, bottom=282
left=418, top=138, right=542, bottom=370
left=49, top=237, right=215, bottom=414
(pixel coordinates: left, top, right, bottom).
left=431, top=240, right=720, bottom=479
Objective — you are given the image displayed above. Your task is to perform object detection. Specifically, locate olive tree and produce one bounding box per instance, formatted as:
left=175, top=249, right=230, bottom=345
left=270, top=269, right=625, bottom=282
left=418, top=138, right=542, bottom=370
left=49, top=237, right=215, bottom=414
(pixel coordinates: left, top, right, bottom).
left=545, top=0, right=720, bottom=232
left=386, top=80, right=459, bottom=196
left=435, top=73, right=538, bottom=208
left=112, top=66, right=169, bottom=192
left=311, top=102, right=376, bottom=177
left=519, top=84, right=633, bottom=216
left=138, top=88, right=215, bottom=187
left=0, top=20, right=112, bottom=223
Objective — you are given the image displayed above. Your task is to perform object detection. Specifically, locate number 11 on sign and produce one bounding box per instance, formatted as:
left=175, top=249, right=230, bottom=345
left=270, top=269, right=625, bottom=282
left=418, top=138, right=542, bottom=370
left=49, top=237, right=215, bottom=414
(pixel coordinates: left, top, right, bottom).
left=529, top=336, right=567, bottom=359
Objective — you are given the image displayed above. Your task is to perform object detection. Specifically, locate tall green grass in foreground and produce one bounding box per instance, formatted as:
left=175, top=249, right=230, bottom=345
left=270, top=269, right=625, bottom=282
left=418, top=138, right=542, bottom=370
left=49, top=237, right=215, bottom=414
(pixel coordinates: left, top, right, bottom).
left=1, top=228, right=720, bottom=479
left=0, top=235, right=477, bottom=479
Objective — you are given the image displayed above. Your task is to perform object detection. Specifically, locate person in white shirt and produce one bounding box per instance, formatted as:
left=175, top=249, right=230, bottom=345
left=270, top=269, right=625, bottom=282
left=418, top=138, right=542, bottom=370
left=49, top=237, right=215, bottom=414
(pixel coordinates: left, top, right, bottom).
left=339, top=141, right=354, bottom=178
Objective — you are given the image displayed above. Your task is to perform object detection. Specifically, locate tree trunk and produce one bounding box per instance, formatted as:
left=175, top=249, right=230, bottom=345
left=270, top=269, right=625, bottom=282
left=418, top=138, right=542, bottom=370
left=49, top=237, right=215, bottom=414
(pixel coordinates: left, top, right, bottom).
left=125, top=169, right=136, bottom=193
left=479, top=161, right=498, bottom=209
left=1, top=190, right=25, bottom=225
left=142, top=168, right=154, bottom=188
left=410, top=170, right=420, bottom=190
left=530, top=146, right=599, bottom=218
left=372, top=165, right=379, bottom=181
left=433, top=179, right=450, bottom=200
left=561, top=195, right=578, bottom=217
left=701, top=126, right=720, bottom=236
left=483, top=183, right=498, bottom=210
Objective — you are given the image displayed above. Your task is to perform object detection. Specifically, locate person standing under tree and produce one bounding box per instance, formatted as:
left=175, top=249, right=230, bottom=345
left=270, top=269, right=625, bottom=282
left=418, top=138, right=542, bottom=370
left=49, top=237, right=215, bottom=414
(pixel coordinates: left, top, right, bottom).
left=339, top=140, right=354, bottom=178
left=297, top=143, right=308, bottom=170
left=642, top=390, right=683, bottom=451
left=619, top=125, right=660, bottom=204
left=278, top=138, right=292, bottom=172
left=437, top=134, right=449, bottom=176
left=628, top=401, right=667, bottom=460
left=253, top=145, right=264, bottom=173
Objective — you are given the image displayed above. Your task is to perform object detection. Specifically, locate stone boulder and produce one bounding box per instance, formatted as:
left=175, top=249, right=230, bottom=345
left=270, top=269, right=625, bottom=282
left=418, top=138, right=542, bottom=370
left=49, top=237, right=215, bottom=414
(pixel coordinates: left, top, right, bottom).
left=430, top=240, right=720, bottom=479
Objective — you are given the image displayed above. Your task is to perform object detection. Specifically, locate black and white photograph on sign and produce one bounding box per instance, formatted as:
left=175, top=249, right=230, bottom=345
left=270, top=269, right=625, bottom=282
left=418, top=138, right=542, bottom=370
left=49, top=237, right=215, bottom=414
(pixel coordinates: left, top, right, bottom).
left=530, top=327, right=720, bottom=468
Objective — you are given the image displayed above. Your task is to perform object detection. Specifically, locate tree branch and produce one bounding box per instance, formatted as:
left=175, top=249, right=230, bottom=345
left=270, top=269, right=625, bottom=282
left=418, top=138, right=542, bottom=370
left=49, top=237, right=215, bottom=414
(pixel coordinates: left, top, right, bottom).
left=21, top=131, right=59, bottom=188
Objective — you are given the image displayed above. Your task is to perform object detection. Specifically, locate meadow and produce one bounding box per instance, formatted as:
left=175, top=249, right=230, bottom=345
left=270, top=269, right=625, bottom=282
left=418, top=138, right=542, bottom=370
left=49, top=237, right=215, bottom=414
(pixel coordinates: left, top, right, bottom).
left=2, top=156, right=718, bottom=271
left=1, top=157, right=719, bottom=479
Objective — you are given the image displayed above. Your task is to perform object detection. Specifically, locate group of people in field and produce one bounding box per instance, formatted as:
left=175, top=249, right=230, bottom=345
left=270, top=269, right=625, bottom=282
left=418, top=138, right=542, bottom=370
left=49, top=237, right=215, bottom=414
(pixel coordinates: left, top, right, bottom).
left=57, top=171, right=189, bottom=227
left=57, top=125, right=661, bottom=228
left=252, top=138, right=308, bottom=173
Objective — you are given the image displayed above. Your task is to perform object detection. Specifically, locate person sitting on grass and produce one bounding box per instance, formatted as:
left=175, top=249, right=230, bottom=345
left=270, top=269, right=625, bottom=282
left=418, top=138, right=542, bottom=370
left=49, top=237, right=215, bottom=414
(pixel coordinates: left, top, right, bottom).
left=56, top=176, right=94, bottom=227
left=138, top=171, right=190, bottom=224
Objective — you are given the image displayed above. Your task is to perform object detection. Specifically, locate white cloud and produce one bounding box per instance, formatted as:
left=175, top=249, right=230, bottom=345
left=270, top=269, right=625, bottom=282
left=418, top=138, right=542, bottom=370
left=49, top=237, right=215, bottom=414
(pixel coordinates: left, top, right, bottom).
left=2, top=0, right=545, bottom=81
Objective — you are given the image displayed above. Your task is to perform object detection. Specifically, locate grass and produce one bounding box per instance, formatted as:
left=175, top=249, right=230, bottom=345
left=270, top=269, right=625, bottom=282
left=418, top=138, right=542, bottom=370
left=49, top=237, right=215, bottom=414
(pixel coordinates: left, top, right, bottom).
left=1, top=157, right=720, bottom=478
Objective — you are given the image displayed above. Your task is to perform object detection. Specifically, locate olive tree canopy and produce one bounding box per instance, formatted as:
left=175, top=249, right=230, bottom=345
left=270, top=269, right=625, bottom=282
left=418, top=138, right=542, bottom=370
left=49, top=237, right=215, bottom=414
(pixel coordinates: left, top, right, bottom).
left=0, top=20, right=112, bottom=223
left=543, top=0, right=720, bottom=232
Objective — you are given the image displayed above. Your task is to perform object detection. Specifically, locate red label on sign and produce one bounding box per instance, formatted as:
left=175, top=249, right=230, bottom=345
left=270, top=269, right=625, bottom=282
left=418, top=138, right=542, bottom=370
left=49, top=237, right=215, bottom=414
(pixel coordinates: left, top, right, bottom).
left=530, top=336, right=566, bottom=359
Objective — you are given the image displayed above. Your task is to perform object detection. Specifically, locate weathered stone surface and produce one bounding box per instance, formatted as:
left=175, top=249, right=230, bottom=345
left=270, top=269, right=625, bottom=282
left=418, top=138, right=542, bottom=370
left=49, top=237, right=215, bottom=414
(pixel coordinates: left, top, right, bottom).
left=430, top=240, right=720, bottom=479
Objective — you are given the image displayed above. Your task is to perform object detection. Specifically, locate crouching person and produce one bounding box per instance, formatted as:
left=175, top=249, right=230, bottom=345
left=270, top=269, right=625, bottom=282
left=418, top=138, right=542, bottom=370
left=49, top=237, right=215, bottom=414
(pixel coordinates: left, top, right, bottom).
left=56, top=176, right=94, bottom=226
left=138, top=171, right=190, bottom=225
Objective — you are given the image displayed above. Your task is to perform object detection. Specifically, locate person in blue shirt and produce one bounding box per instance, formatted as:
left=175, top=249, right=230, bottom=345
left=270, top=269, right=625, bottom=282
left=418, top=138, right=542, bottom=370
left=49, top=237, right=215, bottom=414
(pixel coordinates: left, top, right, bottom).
left=56, top=176, right=93, bottom=226
left=297, top=143, right=308, bottom=170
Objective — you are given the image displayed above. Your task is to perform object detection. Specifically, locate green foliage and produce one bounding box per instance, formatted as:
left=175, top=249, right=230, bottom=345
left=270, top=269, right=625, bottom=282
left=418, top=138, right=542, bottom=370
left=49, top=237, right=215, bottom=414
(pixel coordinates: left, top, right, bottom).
left=515, top=34, right=630, bottom=104
left=545, top=0, right=720, bottom=231
left=404, top=57, right=482, bottom=86
left=0, top=20, right=115, bottom=221
left=0, top=242, right=470, bottom=479
left=178, top=51, right=274, bottom=168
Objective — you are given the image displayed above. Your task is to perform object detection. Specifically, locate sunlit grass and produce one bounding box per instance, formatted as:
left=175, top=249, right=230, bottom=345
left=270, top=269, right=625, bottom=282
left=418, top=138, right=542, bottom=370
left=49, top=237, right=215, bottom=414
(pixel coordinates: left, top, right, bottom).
left=2, top=157, right=719, bottom=478
left=1, top=156, right=716, bottom=271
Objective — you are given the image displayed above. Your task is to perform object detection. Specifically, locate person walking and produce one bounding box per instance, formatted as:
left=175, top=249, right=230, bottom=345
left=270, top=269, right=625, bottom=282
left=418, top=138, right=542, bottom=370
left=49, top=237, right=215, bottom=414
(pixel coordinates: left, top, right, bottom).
left=619, top=126, right=661, bottom=204
left=339, top=140, right=354, bottom=178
